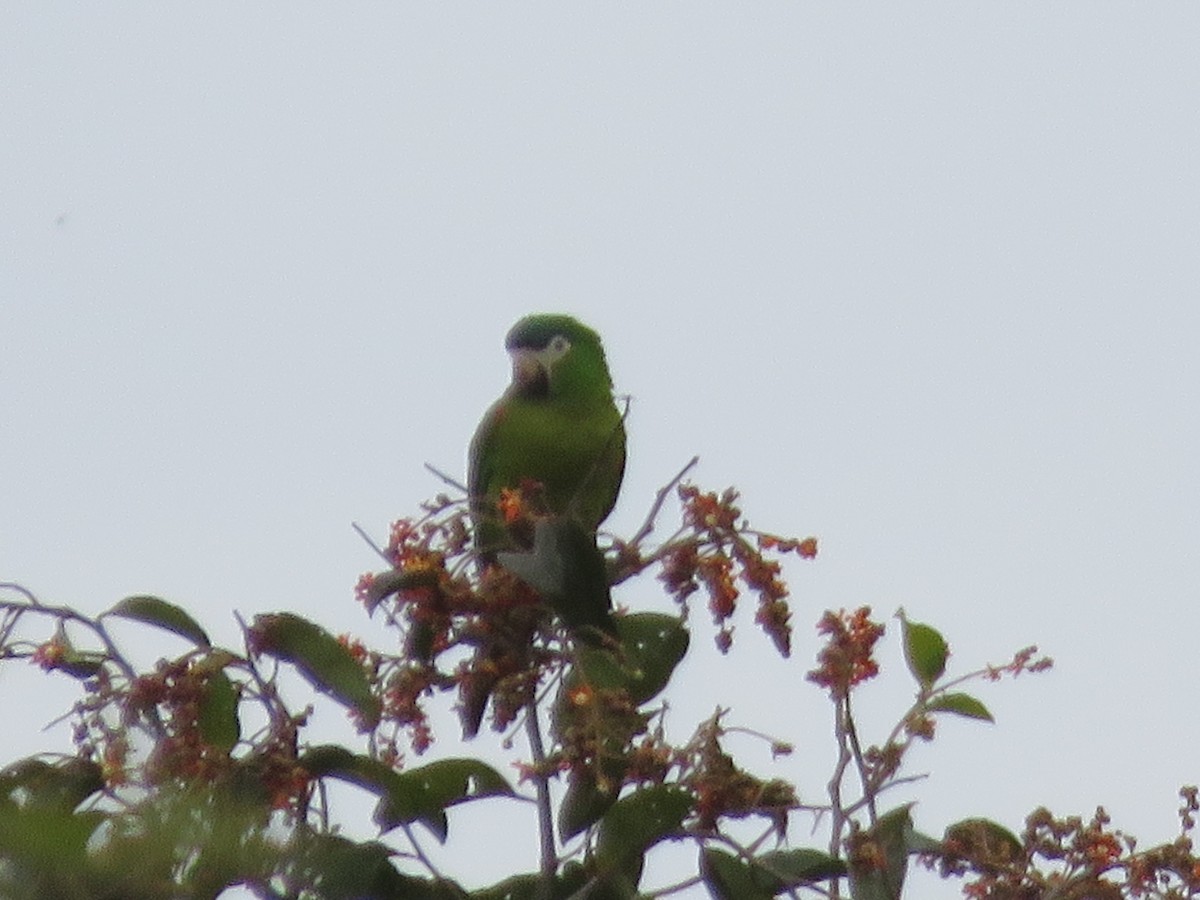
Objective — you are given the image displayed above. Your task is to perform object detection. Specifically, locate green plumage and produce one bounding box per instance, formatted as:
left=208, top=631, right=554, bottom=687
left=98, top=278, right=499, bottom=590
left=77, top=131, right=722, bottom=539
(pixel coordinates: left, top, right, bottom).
left=460, top=315, right=626, bottom=737
left=469, top=314, right=626, bottom=558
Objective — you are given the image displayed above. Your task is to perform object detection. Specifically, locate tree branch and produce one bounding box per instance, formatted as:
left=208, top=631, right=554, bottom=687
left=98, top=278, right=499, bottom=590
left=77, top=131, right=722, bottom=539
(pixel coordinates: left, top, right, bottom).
left=628, top=456, right=699, bottom=549
left=524, top=699, right=557, bottom=898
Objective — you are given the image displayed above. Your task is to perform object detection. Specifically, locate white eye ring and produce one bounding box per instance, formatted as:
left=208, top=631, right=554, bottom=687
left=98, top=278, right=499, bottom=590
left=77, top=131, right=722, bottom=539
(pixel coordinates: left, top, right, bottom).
left=548, top=335, right=571, bottom=356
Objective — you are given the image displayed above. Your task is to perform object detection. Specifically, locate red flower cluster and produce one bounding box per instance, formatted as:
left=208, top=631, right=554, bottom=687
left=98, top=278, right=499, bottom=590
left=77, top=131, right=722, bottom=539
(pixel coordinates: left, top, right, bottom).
left=938, top=797, right=1200, bottom=899
left=807, top=607, right=885, bottom=697
left=657, top=485, right=814, bottom=656
left=758, top=534, right=819, bottom=559
left=381, top=665, right=436, bottom=754
left=31, top=635, right=68, bottom=671
left=986, top=645, right=1054, bottom=681
left=681, top=716, right=796, bottom=832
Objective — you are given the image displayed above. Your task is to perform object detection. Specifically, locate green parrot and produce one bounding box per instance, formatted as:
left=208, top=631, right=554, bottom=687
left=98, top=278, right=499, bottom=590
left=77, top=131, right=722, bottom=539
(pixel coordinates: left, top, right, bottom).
left=468, top=313, right=626, bottom=566
left=461, top=314, right=626, bottom=737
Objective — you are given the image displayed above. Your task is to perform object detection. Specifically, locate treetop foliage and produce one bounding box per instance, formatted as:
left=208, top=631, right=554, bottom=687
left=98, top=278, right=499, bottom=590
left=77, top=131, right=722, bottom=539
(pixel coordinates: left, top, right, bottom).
left=0, top=467, right=1194, bottom=899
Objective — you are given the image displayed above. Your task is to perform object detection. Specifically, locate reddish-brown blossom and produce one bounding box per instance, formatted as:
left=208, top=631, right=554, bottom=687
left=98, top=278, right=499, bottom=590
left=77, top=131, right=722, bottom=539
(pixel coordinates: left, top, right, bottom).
left=986, top=646, right=1054, bottom=681
left=567, top=683, right=594, bottom=708
left=755, top=599, right=792, bottom=657
left=659, top=542, right=700, bottom=603
left=387, top=518, right=422, bottom=565
left=263, top=753, right=311, bottom=812
left=1085, top=832, right=1123, bottom=867
left=715, top=627, right=733, bottom=654
left=807, top=607, right=885, bottom=697
left=498, top=487, right=525, bottom=525
left=338, top=634, right=368, bottom=663
left=683, top=719, right=795, bottom=831
left=757, top=533, right=819, bottom=559
left=101, top=737, right=129, bottom=787
left=650, top=485, right=812, bottom=655
left=906, top=713, right=936, bottom=741
left=31, top=636, right=68, bottom=671
left=625, top=736, right=673, bottom=785
left=353, top=572, right=375, bottom=606
left=680, top=485, right=742, bottom=532
left=127, top=673, right=169, bottom=713
left=381, top=665, right=437, bottom=753
left=697, top=553, right=738, bottom=622
left=735, top=548, right=784, bottom=598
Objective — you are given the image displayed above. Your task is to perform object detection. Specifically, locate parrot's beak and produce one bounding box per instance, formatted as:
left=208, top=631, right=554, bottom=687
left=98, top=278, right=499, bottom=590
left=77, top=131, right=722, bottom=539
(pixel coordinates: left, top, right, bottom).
left=510, top=349, right=547, bottom=393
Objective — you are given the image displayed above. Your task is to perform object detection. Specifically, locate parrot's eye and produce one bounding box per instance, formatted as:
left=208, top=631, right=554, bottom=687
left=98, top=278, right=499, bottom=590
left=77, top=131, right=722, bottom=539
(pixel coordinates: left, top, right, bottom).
left=548, top=335, right=571, bottom=357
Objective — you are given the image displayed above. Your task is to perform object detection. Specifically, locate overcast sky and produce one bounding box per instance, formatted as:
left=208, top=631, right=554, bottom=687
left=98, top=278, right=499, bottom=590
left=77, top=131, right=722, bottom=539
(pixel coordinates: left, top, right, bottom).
left=3, top=5, right=1199, bottom=897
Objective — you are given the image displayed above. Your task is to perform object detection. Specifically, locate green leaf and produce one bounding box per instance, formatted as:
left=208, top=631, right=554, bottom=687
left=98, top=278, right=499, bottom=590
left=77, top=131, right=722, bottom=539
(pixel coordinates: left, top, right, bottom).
left=558, top=769, right=620, bottom=843
left=849, top=805, right=913, bottom=900
left=585, top=872, right=641, bottom=899
left=299, top=745, right=359, bottom=777
left=900, top=615, right=948, bottom=689
left=573, top=645, right=629, bottom=692
left=197, top=670, right=241, bottom=752
left=411, top=758, right=512, bottom=803
left=943, top=818, right=1023, bottom=866
left=290, top=830, right=463, bottom=900
left=561, top=613, right=689, bottom=724
left=376, top=759, right=513, bottom=842
left=699, top=848, right=776, bottom=900
left=299, top=746, right=405, bottom=795
left=755, top=848, right=847, bottom=885
left=56, top=652, right=106, bottom=680
left=107, top=594, right=211, bottom=646
left=926, top=692, right=993, bottom=722
left=406, top=619, right=437, bottom=664
left=252, top=613, right=380, bottom=727
left=469, top=874, right=540, bottom=900
left=614, top=613, right=689, bottom=704
left=295, top=833, right=415, bottom=899
left=596, top=786, right=691, bottom=874
left=299, top=750, right=511, bottom=843
left=40, top=623, right=105, bottom=680
left=0, top=758, right=104, bottom=812
left=469, top=866, right=588, bottom=900
left=700, top=846, right=846, bottom=899
left=299, top=747, right=405, bottom=801
left=0, top=805, right=107, bottom=866
left=905, top=829, right=944, bottom=855
left=363, top=567, right=441, bottom=612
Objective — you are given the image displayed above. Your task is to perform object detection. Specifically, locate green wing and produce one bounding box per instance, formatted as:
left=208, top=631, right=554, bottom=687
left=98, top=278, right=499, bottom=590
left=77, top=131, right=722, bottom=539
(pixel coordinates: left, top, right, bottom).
left=467, top=396, right=509, bottom=555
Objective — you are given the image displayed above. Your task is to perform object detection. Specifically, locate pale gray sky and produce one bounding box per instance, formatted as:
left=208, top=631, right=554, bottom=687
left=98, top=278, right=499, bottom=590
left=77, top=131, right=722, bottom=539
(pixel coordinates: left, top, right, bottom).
left=3, top=5, right=1199, bottom=897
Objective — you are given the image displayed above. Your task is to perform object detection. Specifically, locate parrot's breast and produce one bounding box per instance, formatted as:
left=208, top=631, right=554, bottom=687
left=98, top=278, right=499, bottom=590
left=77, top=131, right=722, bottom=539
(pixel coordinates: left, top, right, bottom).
left=479, top=394, right=625, bottom=532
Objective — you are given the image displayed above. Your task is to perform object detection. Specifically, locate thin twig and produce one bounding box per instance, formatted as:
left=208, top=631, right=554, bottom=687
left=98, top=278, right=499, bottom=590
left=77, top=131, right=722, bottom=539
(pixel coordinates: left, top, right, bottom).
left=840, top=773, right=928, bottom=818
left=628, top=456, right=699, bottom=549
left=843, top=693, right=877, bottom=825
left=351, top=522, right=392, bottom=564
left=0, top=590, right=142, bottom=686
left=424, top=462, right=468, bottom=494
left=0, top=583, right=39, bottom=605
left=508, top=658, right=566, bottom=742
left=524, top=700, right=557, bottom=898
left=826, top=695, right=853, bottom=899
left=0, top=583, right=168, bottom=738
left=235, top=610, right=299, bottom=739
left=401, top=822, right=444, bottom=879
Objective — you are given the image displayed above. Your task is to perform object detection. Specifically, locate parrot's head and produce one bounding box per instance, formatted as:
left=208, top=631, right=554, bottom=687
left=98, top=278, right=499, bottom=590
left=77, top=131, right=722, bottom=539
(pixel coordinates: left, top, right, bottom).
left=504, top=314, right=614, bottom=401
